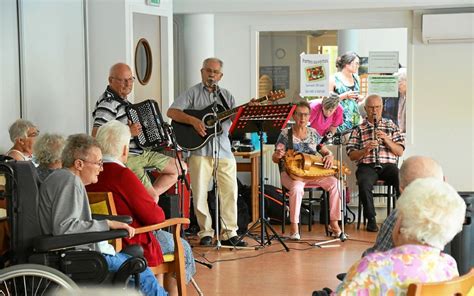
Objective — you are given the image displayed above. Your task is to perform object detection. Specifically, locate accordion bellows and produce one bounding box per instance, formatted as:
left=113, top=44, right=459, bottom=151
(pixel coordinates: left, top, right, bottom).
left=284, top=150, right=351, bottom=180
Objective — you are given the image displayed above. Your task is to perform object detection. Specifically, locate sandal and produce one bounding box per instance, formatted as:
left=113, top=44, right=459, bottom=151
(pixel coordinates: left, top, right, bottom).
left=289, top=232, right=301, bottom=240
left=327, top=225, right=343, bottom=238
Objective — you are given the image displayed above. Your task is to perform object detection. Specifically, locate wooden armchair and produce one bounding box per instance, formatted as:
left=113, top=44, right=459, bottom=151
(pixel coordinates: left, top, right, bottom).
left=87, top=192, right=190, bottom=296
left=407, top=268, right=474, bottom=296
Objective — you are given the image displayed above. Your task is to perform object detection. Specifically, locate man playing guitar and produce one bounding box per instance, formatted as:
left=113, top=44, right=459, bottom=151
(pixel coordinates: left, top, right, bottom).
left=167, top=57, right=251, bottom=247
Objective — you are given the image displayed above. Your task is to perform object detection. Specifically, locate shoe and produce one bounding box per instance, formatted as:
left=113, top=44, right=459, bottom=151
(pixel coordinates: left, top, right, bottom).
left=327, top=225, right=342, bottom=238
left=199, top=236, right=213, bottom=246
left=221, top=236, right=248, bottom=247
left=289, top=233, right=301, bottom=240
left=366, top=217, right=379, bottom=232
left=336, top=273, right=346, bottom=281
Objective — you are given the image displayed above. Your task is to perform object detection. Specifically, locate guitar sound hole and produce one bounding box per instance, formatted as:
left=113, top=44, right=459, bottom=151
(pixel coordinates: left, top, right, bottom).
left=203, top=113, right=217, bottom=128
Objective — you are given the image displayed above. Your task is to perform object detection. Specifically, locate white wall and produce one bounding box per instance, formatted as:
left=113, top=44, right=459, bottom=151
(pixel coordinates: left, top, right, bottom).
left=0, top=0, right=21, bottom=153
left=176, top=9, right=474, bottom=191
left=21, top=0, right=87, bottom=135
left=1, top=0, right=87, bottom=154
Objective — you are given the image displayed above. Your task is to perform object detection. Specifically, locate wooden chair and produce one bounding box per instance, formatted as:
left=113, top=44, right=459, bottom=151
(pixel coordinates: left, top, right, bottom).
left=87, top=192, right=190, bottom=296
left=406, top=268, right=474, bottom=296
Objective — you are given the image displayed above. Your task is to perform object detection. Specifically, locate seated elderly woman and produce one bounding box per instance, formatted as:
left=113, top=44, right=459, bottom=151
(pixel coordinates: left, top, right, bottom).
left=333, top=178, right=466, bottom=295
left=86, top=120, right=196, bottom=294
left=272, top=100, right=343, bottom=240
left=6, top=119, right=39, bottom=161
left=32, top=133, right=65, bottom=181
left=309, top=93, right=343, bottom=138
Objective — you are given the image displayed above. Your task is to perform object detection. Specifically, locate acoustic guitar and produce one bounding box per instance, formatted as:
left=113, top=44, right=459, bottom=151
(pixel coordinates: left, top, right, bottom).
left=171, top=90, right=285, bottom=151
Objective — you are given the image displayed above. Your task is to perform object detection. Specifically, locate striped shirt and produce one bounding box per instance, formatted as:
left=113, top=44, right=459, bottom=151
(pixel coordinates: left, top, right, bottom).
left=92, top=86, right=142, bottom=154
left=346, top=118, right=404, bottom=165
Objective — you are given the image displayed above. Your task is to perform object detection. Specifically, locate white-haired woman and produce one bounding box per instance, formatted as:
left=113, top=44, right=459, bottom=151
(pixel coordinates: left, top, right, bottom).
left=86, top=120, right=196, bottom=295
left=335, top=178, right=466, bottom=295
left=6, top=119, right=39, bottom=161
left=33, top=133, right=65, bottom=181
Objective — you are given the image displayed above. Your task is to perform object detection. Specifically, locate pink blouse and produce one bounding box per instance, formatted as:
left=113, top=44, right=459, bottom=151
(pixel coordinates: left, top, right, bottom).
left=309, top=102, right=343, bottom=136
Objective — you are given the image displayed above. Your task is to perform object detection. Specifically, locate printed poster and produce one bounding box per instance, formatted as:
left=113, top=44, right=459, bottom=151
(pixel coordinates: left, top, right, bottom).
left=300, top=54, right=329, bottom=97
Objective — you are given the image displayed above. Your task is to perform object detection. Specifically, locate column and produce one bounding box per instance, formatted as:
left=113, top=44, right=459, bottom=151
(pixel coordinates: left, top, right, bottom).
left=183, top=14, right=215, bottom=89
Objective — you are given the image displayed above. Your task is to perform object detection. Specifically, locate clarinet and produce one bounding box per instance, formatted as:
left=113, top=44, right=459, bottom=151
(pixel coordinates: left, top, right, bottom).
left=373, top=114, right=383, bottom=171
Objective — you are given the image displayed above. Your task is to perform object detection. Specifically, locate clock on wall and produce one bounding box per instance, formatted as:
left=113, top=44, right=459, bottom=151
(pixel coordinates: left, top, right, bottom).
left=275, top=48, right=286, bottom=59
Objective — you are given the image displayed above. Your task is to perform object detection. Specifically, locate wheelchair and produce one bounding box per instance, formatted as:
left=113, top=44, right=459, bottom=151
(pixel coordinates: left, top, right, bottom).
left=0, top=160, right=147, bottom=295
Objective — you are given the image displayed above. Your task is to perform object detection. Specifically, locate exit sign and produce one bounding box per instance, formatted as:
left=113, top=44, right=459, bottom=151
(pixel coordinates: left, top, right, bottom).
left=147, top=0, right=160, bottom=6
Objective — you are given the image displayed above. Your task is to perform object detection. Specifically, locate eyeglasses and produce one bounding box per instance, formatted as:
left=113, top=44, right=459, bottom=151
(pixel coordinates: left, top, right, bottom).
left=112, top=77, right=136, bottom=84
left=203, top=68, right=221, bottom=75
left=79, top=159, right=104, bottom=168
left=294, top=112, right=310, bottom=117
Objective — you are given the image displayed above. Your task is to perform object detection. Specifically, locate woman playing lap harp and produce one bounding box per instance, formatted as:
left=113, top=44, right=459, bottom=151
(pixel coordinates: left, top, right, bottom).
left=272, top=101, right=346, bottom=240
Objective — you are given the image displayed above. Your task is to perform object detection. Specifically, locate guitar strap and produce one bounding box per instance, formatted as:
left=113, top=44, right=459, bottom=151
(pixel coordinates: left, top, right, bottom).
left=217, top=90, right=230, bottom=110
left=287, top=127, right=294, bottom=150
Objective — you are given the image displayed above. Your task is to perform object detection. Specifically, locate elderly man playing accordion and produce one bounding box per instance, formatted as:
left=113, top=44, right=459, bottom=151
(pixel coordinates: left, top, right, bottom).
left=272, top=100, right=343, bottom=241
left=346, top=94, right=405, bottom=232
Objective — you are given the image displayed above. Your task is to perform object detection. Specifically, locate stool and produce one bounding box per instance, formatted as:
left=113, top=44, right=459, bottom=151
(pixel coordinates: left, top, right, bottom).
left=282, top=186, right=329, bottom=236
left=357, top=180, right=397, bottom=229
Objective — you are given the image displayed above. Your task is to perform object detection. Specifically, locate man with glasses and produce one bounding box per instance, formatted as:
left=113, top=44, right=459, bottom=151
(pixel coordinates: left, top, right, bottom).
left=167, top=57, right=248, bottom=247
left=38, top=133, right=167, bottom=296
left=92, top=63, right=183, bottom=201
left=346, top=94, right=405, bottom=232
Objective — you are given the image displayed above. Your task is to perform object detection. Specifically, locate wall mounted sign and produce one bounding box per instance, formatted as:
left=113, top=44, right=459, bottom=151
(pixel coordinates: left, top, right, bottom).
left=368, top=51, right=399, bottom=74
left=259, top=66, right=290, bottom=90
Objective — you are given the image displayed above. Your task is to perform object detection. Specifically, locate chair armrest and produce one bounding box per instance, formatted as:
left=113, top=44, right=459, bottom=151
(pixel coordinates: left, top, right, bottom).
left=92, top=214, right=133, bottom=224
left=33, top=230, right=129, bottom=252
left=134, top=218, right=190, bottom=234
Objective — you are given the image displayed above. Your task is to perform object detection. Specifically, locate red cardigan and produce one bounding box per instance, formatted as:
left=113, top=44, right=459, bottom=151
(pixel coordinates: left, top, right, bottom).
left=87, top=162, right=166, bottom=267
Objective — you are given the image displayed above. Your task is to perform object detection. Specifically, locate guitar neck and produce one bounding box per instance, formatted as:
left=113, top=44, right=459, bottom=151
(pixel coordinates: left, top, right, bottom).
left=217, top=94, right=271, bottom=121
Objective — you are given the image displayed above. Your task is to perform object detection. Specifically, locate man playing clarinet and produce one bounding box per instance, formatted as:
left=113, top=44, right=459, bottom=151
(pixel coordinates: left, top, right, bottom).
left=346, top=94, right=405, bottom=232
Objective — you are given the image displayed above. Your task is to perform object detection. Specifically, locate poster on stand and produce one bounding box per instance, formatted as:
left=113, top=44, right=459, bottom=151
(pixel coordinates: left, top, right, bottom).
left=300, top=53, right=329, bottom=97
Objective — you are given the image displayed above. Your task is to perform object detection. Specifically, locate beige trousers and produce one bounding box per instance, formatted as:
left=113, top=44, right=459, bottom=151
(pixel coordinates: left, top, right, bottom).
left=188, top=156, right=238, bottom=240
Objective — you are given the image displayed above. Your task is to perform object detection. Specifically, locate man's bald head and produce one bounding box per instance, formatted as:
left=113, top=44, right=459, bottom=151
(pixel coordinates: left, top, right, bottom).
left=399, top=156, right=443, bottom=190
left=108, top=63, right=134, bottom=98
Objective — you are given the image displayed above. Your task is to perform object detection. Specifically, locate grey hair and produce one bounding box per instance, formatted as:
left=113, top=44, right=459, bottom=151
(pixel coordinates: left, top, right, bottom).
left=62, top=134, right=100, bottom=168
left=364, top=94, right=383, bottom=106
left=399, top=156, right=444, bottom=190
left=397, top=178, right=465, bottom=250
left=202, top=57, right=223, bottom=69
left=8, top=119, right=37, bottom=142
left=33, top=133, right=66, bottom=166
left=322, top=93, right=340, bottom=111
left=95, top=120, right=131, bottom=159
left=394, top=68, right=407, bottom=82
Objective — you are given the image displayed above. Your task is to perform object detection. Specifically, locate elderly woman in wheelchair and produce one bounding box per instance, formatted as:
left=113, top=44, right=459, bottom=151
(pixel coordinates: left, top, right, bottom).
left=0, top=134, right=167, bottom=295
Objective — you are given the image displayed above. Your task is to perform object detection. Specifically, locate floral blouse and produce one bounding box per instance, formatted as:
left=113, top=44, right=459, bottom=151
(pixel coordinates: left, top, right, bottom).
left=335, top=244, right=459, bottom=296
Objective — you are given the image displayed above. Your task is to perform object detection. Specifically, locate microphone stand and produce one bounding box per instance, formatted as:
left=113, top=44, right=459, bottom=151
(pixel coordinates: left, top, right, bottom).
left=210, top=84, right=222, bottom=249
left=163, top=123, right=190, bottom=219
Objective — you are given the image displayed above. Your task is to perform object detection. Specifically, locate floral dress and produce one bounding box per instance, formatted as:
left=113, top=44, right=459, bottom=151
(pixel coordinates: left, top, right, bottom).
left=335, top=244, right=459, bottom=295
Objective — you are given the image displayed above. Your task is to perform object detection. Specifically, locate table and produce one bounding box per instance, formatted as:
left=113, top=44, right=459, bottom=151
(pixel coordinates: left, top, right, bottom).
left=234, top=148, right=270, bottom=223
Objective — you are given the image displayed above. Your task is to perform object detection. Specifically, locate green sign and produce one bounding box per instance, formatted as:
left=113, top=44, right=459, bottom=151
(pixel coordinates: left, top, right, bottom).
left=147, top=0, right=160, bottom=6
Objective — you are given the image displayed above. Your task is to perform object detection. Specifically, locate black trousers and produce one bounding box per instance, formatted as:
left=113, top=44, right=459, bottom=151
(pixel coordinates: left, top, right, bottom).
left=356, top=163, right=400, bottom=219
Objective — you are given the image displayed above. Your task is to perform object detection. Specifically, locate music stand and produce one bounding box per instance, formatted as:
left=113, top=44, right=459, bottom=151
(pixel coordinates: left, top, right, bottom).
left=230, top=103, right=296, bottom=251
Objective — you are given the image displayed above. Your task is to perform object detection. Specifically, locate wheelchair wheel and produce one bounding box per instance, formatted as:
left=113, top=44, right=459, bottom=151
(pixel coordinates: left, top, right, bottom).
left=0, top=264, right=78, bottom=295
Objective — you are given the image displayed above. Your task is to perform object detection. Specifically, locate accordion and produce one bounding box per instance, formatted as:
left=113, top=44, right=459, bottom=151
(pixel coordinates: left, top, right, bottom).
left=126, top=99, right=169, bottom=149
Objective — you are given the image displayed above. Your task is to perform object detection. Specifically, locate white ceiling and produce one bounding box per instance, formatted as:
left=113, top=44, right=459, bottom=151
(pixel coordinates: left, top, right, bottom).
left=173, top=0, right=473, bottom=14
